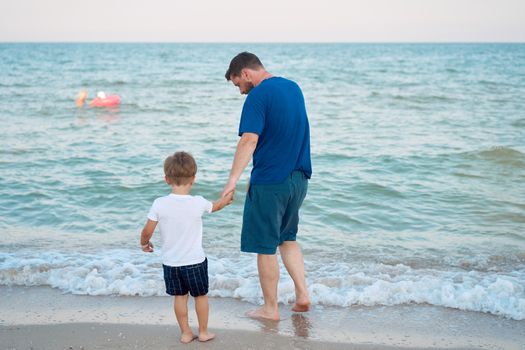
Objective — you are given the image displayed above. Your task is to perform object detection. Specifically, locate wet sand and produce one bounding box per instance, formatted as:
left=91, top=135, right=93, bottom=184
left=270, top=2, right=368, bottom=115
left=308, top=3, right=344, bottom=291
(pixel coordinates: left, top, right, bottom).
left=1, top=286, right=523, bottom=349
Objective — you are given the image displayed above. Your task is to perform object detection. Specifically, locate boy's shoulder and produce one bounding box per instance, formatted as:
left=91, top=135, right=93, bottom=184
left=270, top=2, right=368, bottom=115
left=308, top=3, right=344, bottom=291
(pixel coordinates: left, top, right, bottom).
left=151, top=193, right=171, bottom=203
left=152, top=194, right=210, bottom=205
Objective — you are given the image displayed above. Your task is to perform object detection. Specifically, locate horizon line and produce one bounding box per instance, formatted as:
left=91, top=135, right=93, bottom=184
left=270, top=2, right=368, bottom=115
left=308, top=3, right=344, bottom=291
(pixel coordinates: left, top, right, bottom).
left=1, top=41, right=524, bottom=44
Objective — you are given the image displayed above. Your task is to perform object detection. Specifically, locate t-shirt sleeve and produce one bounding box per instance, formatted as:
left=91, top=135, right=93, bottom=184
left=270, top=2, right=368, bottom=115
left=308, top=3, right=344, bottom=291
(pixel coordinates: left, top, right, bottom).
left=238, top=92, right=265, bottom=136
left=197, top=196, right=213, bottom=215
left=147, top=200, right=159, bottom=221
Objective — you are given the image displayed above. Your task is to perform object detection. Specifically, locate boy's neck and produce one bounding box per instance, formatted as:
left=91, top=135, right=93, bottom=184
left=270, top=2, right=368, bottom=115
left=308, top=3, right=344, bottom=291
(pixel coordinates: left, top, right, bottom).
left=170, top=184, right=192, bottom=195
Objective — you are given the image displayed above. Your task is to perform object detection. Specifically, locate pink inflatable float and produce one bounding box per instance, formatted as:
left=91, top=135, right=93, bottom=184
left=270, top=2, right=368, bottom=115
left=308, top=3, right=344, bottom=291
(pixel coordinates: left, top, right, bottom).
left=89, top=94, right=121, bottom=107
left=76, top=90, right=121, bottom=108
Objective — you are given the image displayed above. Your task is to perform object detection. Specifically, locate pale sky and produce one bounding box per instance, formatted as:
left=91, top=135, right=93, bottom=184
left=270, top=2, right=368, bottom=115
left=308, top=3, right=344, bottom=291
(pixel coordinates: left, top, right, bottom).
left=1, top=0, right=524, bottom=42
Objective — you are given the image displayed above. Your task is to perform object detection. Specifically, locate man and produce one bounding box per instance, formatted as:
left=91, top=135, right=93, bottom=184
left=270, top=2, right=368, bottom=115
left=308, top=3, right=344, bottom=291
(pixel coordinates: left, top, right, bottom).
left=222, top=52, right=312, bottom=320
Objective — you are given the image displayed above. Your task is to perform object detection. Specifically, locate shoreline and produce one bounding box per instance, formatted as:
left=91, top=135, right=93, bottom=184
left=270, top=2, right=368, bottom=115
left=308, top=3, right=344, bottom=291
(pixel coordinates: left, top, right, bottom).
left=1, top=286, right=523, bottom=349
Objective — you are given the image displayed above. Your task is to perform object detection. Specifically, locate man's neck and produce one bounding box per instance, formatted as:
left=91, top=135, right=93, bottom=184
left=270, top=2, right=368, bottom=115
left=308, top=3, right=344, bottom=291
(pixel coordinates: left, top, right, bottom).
left=253, top=70, right=273, bottom=87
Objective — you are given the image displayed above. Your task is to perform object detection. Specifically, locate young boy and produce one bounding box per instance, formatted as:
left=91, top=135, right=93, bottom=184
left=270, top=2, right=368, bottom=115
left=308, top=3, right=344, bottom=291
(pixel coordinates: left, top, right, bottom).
left=140, top=151, right=234, bottom=343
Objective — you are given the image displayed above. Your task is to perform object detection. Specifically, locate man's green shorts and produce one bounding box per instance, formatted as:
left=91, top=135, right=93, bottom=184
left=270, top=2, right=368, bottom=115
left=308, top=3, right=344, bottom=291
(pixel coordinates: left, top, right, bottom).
left=241, top=171, right=308, bottom=254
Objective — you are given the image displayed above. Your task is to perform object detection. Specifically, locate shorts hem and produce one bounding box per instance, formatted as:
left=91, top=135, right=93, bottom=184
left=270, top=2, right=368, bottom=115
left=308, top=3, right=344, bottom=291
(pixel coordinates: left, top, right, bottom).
left=166, top=290, right=188, bottom=296
left=241, top=246, right=277, bottom=255
left=279, top=237, right=297, bottom=245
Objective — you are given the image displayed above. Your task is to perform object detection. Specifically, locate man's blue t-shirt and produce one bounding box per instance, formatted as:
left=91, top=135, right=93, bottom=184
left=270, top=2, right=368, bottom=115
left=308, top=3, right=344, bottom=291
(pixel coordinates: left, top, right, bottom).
left=239, top=77, right=312, bottom=184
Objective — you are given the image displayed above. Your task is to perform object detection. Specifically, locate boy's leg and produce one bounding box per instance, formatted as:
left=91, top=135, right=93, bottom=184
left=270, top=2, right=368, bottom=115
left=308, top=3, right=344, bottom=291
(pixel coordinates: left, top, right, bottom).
left=194, top=295, right=215, bottom=342
left=174, top=295, right=196, bottom=343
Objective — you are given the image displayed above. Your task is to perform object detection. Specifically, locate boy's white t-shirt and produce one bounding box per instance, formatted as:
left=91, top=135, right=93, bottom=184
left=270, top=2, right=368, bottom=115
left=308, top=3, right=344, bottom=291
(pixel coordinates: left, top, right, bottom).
left=147, top=194, right=213, bottom=267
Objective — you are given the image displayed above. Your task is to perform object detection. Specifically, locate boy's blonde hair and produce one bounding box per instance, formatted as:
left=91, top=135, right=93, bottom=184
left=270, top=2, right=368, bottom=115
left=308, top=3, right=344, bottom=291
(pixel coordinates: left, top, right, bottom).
left=164, top=151, right=197, bottom=186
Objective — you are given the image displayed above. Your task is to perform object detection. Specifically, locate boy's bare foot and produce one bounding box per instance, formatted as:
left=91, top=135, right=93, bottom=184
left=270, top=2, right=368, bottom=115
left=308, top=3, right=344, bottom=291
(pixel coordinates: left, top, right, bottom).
left=180, top=332, right=197, bottom=344
left=245, top=307, right=280, bottom=321
left=291, top=296, right=311, bottom=312
left=198, top=331, right=216, bottom=342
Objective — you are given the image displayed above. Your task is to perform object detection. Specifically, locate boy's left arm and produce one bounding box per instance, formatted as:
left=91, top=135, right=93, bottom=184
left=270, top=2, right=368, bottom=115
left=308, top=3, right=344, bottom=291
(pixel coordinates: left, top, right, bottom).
left=140, top=219, right=157, bottom=252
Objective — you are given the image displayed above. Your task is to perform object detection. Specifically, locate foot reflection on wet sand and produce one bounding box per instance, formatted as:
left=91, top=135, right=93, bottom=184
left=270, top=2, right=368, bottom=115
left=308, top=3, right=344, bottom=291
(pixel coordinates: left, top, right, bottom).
left=250, top=312, right=313, bottom=339
left=291, top=313, right=312, bottom=338
left=251, top=316, right=280, bottom=334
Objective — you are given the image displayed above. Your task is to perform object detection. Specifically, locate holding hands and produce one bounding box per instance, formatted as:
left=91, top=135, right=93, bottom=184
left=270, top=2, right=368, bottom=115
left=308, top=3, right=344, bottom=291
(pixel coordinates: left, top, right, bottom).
left=213, top=189, right=235, bottom=212
left=141, top=241, right=154, bottom=253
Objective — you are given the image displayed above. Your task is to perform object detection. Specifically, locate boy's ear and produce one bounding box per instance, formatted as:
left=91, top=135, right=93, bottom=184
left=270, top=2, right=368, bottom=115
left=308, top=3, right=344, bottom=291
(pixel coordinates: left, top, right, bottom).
left=164, top=176, right=171, bottom=185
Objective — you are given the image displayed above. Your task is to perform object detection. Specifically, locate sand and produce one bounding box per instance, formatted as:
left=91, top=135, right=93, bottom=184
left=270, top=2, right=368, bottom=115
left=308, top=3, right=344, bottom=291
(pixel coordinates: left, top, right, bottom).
left=1, top=286, right=523, bottom=349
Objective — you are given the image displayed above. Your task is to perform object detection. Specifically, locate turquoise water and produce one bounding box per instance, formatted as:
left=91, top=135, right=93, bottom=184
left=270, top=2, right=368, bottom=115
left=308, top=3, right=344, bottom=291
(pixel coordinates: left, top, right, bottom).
left=1, top=44, right=524, bottom=319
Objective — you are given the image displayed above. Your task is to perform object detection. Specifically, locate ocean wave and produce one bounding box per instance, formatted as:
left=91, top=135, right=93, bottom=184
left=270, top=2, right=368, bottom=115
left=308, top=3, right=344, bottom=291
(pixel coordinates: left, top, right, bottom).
left=454, top=146, right=525, bottom=169
left=0, top=82, right=32, bottom=88
left=352, top=182, right=405, bottom=199
left=1, top=249, right=523, bottom=320
left=477, top=146, right=525, bottom=167
left=478, top=146, right=524, bottom=159
left=79, top=79, right=128, bottom=87
left=391, top=94, right=459, bottom=104
left=451, top=172, right=485, bottom=179
left=511, top=118, right=525, bottom=128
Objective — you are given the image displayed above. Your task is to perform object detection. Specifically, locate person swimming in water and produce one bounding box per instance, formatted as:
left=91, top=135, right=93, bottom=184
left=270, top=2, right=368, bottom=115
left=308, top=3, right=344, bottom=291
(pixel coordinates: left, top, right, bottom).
left=76, top=90, right=120, bottom=107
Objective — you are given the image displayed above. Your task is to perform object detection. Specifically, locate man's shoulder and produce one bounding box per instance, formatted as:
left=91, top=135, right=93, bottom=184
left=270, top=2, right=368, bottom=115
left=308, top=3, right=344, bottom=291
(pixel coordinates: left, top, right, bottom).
left=263, top=77, right=298, bottom=89
left=249, top=77, right=299, bottom=100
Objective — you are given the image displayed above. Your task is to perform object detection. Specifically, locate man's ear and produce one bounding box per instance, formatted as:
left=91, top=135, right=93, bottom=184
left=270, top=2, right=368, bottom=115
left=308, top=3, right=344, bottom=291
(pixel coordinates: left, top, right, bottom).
left=241, top=68, right=251, bottom=81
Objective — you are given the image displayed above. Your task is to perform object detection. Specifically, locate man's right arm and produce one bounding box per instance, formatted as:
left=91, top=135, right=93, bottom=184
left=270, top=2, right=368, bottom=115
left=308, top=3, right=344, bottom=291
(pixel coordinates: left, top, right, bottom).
left=221, top=132, right=258, bottom=197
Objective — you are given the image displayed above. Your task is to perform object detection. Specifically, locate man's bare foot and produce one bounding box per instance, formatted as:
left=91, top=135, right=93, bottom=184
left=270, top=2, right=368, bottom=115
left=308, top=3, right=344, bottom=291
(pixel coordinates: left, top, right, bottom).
left=198, top=331, right=216, bottom=342
left=245, top=307, right=280, bottom=321
left=180, top=332, right=197, bottom=344
left=291, top=297, right=311, bottom=312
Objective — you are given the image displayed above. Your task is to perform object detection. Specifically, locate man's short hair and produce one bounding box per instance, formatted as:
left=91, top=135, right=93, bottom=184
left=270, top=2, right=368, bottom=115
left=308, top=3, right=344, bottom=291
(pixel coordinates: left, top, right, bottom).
left=225, top=52, right=263, bottom=81
left=164, top=151, right=197, bottom=186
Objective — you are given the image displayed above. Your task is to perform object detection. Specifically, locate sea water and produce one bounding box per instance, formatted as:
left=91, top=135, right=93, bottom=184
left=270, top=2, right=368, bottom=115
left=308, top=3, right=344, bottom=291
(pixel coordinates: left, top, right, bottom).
left=0, top=43, right=524, bottom=320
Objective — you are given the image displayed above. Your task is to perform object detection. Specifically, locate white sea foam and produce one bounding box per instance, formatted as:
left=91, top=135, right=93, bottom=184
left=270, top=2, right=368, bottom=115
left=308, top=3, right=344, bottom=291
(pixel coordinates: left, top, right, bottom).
left=0, top=249, right=524, bottom=320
